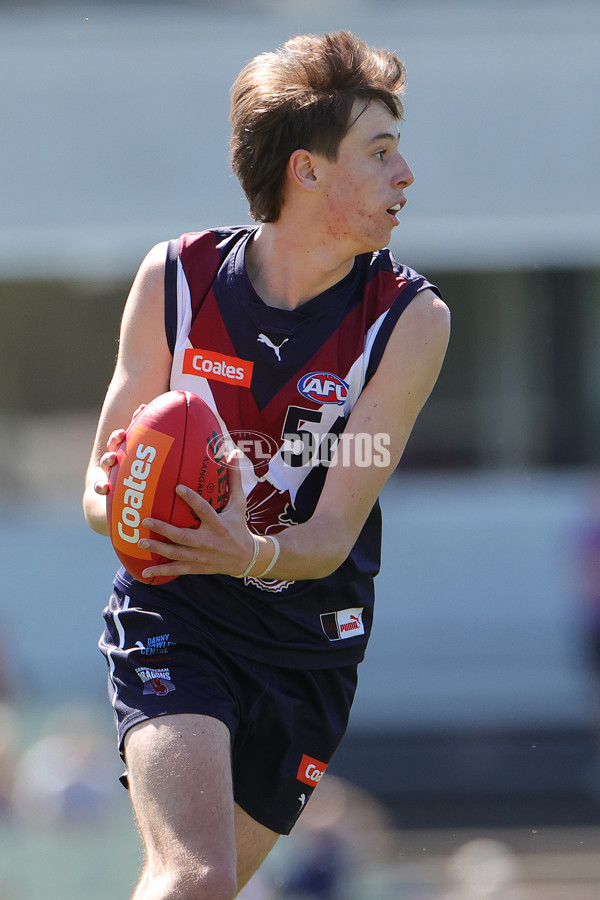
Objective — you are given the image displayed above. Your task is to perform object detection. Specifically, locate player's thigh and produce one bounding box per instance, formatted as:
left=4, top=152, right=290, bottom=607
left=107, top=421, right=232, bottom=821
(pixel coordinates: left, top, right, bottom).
left=234, top=802, right=279, bottom=890
left=124, top=713, right=237, bottom=873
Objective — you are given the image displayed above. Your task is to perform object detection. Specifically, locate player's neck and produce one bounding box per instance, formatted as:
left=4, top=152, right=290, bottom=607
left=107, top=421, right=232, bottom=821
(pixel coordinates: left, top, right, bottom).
left=246, top=222, right=355, bottom=310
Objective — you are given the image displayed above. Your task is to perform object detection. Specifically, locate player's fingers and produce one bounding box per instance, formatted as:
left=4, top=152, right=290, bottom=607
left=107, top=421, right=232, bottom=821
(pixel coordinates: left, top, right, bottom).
left=224, top=451, right=247, bottom=513
left=142, top=488, right=218, bottom=540
left=138, top=533, right=200, bottom=557
left=141, top=559, right=208, bottom=580
left=139, top=548, right=207, bottom=580
left=175, top=484, right=221, bottom=524
left=141, top=562, right=182, bottom=580
left=130, top=403, right=147, bottom=423
left=100, top=450, right=118, bottom=471
left=107, top=429, right=126, bottom=452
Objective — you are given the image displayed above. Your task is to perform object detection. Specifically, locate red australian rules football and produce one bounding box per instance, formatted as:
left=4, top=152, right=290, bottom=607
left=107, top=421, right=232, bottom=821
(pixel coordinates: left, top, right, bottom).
left=107, top=390, right=228, bottom=584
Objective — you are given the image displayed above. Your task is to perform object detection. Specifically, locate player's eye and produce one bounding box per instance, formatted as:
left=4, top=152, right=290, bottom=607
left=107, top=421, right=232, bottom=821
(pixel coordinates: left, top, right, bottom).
left=374, top=149, right=386, bottom=160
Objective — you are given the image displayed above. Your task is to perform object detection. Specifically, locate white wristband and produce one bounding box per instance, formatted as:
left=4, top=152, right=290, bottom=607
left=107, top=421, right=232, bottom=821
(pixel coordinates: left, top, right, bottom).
left=233, top=533, right=260, bottom=578
left=257, top=535, right=281, bottom=578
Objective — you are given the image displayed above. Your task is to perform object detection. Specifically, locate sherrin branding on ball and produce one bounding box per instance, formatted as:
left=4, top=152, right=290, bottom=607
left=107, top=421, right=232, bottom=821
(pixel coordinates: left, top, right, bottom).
left=107, top=390, right=228, bottom=584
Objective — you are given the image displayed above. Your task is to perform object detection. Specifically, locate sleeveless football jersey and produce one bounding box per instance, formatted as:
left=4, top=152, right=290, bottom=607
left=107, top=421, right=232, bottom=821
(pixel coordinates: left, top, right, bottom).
left=114, top=226, right=440, bottom=668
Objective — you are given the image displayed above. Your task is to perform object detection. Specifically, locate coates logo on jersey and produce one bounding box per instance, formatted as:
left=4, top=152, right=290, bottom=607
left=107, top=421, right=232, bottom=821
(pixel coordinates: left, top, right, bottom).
left=183, top=348, right=253, bottom=388
left=297, top=754, right=328, bottom=787
left=320, top=607, right=365, bottom=642
left=297, top=372, right=349, bottom=405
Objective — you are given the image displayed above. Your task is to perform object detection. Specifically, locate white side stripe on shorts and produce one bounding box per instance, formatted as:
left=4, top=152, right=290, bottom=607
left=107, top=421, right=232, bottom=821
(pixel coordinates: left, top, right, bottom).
left=106, top=594, right=131, bottom=711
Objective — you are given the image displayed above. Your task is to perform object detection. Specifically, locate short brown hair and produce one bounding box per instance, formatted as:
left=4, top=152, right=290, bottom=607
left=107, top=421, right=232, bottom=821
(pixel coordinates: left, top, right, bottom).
left=230, top=31, right=406, bottom=223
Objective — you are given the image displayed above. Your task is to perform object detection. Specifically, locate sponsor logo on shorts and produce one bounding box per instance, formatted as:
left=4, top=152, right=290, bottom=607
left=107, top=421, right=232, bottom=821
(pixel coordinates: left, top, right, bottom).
left=320, top=607, right=365, bottom=642
left=135, top=634, right=175, bottom=656
left=297, top=754, right=328, bottom=786
left=135, top=666, right=176, bottom=695
left=143, top=678, right=175, bottom=696
left=183, top=348, right=254, bottom=388
left=297, top=372, right=349, bottom=405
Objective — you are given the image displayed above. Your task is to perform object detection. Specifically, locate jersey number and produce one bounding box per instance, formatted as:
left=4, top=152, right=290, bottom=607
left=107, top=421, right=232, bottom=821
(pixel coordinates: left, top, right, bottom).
left=281, top=406, right=345, bottom=468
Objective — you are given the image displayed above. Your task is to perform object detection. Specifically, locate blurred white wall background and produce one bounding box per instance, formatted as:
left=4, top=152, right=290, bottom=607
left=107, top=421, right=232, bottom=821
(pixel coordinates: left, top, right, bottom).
left=0, top=0, right=598, bottom=278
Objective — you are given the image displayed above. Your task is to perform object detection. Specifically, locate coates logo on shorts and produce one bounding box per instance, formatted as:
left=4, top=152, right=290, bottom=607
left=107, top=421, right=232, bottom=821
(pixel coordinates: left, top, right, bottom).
left=297, top=754, right=328, bottom=786
left=297, top=372, right=349, bottom=405
left=320, top=607, right=365, bottom=642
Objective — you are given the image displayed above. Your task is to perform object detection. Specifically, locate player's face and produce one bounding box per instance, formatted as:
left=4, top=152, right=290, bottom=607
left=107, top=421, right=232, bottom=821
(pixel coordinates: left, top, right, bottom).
left=317, top=100, right=414, bottom=254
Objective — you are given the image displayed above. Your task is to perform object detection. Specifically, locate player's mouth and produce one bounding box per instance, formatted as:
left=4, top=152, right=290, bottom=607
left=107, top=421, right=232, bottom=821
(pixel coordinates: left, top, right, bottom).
left=386, top=202, right=403, bottom=224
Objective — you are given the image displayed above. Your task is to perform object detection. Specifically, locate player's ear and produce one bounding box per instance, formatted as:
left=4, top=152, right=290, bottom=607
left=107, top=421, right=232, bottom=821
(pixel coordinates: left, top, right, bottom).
left=288, top=149, right=319, bottom=192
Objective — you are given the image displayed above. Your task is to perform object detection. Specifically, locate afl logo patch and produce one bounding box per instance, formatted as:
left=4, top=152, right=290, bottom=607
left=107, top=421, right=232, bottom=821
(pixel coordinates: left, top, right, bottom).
left=297, top=372, right=349, bottom=405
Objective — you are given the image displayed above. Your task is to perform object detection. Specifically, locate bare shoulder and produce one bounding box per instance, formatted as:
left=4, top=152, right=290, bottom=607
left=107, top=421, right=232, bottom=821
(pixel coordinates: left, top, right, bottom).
left=383, top=287, right=450, bottom=372
left=131, top=240, right=171, bottom=292
left=401, top=288, right=451, bottom=340
left=112, top=240, right=173, bottom=388
left=120, top=241, right=171, bottom=330
left=143, top=240, right=171, bottom=269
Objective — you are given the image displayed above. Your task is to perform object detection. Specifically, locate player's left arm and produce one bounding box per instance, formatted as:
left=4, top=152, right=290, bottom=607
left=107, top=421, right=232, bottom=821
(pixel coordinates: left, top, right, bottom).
left=268, top=288, right=450, bottom=577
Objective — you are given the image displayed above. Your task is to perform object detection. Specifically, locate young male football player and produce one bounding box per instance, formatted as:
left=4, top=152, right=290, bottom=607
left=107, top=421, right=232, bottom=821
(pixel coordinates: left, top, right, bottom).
left=83, top=30, right=450, bottom=900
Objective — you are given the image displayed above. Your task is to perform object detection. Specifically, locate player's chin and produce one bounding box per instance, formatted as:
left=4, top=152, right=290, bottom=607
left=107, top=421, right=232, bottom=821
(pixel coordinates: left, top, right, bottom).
left=363, top=231, right=394, bottom=254
left=369, top=218, right=399, bottom=249
left=351, top=229, right=384, bottom=252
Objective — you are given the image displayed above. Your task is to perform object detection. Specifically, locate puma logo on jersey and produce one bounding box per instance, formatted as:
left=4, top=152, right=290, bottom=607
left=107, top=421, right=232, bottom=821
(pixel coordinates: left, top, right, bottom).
left=257, top=333, right=289, bottom=361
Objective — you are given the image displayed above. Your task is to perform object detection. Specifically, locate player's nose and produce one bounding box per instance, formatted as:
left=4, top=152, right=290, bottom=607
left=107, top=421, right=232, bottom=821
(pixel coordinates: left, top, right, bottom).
left=395, top=153, right=415, bottom=189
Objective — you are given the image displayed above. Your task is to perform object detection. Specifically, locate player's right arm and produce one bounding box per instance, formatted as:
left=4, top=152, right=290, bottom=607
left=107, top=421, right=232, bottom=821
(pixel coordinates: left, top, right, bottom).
left=82, top=242, right=173, bottom=536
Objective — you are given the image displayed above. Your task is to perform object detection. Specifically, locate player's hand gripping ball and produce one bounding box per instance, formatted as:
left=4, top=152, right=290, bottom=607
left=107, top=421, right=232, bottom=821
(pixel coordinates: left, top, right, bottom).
left=107, top=390, right=228, bottom=584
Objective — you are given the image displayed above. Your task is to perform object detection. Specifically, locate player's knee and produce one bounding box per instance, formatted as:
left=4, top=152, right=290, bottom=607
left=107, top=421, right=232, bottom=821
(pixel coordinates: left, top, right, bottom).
left=198, top=865, right=238, bottom=900
left=177, top=864, right=238, bottom=900
left=142, top=864, right=237, bottom=900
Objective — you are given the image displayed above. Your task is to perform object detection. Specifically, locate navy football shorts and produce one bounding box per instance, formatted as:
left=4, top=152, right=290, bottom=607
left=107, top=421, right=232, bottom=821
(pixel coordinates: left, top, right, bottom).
left=99, top=587, right=358, bottom=835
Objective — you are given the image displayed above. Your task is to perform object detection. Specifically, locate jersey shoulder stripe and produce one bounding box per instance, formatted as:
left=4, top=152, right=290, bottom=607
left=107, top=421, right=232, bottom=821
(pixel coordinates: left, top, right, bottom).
left=165, top=228, right=247, bottom=354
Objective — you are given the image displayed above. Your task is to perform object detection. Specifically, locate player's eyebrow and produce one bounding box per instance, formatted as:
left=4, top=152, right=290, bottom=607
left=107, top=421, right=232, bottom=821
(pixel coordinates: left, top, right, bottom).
left=367, top=131, right=400, bottom=145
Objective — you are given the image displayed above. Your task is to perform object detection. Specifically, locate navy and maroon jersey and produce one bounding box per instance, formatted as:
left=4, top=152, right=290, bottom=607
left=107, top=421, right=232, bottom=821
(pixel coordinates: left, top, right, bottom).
left=114, top=226, right=440, bottom=668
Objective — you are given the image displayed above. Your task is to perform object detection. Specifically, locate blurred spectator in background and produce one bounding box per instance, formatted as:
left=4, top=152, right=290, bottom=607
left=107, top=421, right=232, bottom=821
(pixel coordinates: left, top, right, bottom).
left=437, top=837, right=524, bottom=900
left=0, top=623, right=18, bottom=703
left=278, top=828, right=349, bottom=900
left=573, top=484, right=600, bottom=687
left=0, top=703, right=18, bottom=820
left=244, top=774, right=396, bottom=900
left=0, top=622, right=20, bottom=820
left=572, top=480, right=600, bottom=798
left=12, top=705, right=122, bottom=827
